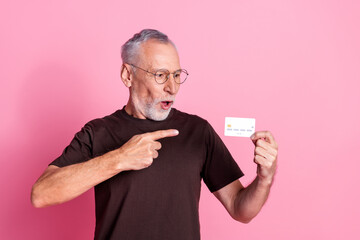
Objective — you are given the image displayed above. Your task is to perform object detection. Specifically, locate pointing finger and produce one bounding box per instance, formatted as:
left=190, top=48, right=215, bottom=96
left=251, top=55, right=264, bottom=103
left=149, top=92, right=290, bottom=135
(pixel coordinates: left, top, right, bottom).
left=146, top=129, right=179, bottom=141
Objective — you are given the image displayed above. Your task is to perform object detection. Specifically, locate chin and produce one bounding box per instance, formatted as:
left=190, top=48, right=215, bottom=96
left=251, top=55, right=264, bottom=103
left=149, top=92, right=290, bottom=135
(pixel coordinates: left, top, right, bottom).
left=146, top=108, right=171, bottom=121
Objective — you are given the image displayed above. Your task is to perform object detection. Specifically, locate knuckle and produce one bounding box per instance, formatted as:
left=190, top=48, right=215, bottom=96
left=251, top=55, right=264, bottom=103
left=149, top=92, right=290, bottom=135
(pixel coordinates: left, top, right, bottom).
left=265, top=161, right=272, bottom=168
left=137, top=135, right=147, bottom=143
left=147, top=147, right=153, bottom=155
left=274, top=149, right=278, bottom=156
left=144, top=158, right=153, bottom=166
left=255, top=147, right=263, bottom=155
left=131, top=135, right=140, bottom=141
left=142, top=132, right=152, bottom=139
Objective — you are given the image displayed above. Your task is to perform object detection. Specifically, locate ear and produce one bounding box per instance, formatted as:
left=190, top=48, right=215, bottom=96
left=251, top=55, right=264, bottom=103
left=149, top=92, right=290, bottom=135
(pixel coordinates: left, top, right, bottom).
left=121, top=64, right=132, bottom=88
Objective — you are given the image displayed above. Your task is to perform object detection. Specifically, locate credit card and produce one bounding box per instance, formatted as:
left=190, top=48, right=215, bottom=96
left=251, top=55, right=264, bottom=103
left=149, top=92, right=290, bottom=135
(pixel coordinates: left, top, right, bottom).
left=224, top=117, right=256, bottom=137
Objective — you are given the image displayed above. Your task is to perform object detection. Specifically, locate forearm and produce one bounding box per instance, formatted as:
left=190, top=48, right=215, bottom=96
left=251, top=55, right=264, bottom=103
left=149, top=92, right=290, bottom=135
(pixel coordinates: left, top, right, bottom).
left=31, top=151, right=122, bottom=208
left=233, top=176, right=272, bottom=223
left=31, top=129, right=179, bottom=208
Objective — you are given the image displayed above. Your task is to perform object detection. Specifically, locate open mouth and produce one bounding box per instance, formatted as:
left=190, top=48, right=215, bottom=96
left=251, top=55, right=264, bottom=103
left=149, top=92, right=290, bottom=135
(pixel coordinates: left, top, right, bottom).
left=160, top=101, right=173, bottom=110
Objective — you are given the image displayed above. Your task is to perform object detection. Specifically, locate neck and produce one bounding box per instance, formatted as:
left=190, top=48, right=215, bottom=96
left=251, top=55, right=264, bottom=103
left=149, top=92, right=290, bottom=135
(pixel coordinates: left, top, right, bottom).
left=125, top=99, right=146, bottom=119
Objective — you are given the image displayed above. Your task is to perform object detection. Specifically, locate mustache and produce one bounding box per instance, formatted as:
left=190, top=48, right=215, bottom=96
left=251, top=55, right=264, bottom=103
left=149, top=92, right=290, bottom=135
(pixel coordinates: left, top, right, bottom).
left=156, top=98, right=175, bottom=103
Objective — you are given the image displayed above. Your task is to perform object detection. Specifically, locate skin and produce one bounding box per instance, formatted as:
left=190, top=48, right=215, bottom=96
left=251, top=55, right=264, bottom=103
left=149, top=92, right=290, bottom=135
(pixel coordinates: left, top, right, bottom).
left=31, top=40, right=278, bottom=224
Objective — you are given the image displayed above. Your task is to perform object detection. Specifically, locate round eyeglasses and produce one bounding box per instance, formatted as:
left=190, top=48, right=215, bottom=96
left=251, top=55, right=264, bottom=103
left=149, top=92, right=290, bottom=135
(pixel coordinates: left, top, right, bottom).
left=128, top=63, right=189, bottom=84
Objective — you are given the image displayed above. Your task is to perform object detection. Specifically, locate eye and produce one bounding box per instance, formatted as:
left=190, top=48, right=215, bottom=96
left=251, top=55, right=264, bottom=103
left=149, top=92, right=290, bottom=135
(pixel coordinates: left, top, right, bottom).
left=174, top=72, right=181, bottom=78
left=156, top=73, right=164, bottom=78
left=155, top=70, right=169, bottom=79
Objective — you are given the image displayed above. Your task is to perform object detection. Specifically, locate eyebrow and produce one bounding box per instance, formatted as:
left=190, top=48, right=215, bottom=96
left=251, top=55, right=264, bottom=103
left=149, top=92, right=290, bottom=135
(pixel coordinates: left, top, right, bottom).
left=152, top=67, right=183, bottom=73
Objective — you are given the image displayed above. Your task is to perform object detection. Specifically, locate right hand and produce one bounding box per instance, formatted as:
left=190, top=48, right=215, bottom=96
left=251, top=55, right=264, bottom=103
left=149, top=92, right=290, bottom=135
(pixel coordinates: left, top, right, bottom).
left=114, top=129, right=179, bottom=171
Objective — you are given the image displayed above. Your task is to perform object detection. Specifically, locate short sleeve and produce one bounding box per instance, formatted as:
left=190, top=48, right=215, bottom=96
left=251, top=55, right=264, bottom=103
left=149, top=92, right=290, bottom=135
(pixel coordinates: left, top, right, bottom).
left=50, top=124, right=93, bottom=167
left=201, top=122, right=244, bottom=192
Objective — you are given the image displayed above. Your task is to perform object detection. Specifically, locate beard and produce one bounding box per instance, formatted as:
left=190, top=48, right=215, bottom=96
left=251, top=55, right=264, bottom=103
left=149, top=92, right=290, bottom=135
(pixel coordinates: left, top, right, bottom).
left=143, top=100, right=172, bottom=121
left=131, top=91, right=174, bottom=121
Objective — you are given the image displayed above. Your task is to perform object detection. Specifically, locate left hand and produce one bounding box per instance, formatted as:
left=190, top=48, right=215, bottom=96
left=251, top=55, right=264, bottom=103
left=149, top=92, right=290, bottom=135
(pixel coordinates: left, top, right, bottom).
left=250, top=131, right=278, bottom=185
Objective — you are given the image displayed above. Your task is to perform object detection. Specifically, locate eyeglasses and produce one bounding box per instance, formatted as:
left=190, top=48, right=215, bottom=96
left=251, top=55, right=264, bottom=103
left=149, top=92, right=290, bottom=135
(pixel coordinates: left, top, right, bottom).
left=128, top=63, right=189, bottom=84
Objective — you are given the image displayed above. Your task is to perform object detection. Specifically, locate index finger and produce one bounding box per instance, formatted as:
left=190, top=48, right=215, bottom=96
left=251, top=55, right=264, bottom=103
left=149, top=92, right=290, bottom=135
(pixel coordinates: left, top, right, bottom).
left=146, top=129, right=179, bottom=140
left=250, top=131, right=276, bottom=145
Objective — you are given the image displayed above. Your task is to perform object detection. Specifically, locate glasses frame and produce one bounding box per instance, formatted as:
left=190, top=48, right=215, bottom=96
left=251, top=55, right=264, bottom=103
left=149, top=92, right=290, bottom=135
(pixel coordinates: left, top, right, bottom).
left=127, top=63, right=188, bottom=84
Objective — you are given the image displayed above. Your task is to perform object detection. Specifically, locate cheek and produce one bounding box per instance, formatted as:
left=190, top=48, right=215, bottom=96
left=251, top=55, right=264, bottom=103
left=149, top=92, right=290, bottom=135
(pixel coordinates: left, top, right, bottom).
left=147, top=87, right=164, bottom=99
left=133, top=81, right=163, bottom=99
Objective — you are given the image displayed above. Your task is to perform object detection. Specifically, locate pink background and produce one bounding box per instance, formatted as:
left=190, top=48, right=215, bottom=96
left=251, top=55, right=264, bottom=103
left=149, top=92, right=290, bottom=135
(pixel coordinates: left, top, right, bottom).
left=1, top=0, right=360, bottom=239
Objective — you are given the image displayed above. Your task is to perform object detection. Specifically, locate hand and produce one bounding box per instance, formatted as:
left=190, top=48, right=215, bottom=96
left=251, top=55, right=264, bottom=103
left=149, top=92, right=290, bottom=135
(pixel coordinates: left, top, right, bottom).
left=250, top=131, right=278, bottom=185
left=114, top=129, right=179, bottom=171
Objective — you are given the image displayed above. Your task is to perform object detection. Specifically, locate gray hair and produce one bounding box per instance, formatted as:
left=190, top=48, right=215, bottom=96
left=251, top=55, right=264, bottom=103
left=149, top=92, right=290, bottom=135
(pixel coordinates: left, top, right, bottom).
left=121, top=29, right=175, bottom=64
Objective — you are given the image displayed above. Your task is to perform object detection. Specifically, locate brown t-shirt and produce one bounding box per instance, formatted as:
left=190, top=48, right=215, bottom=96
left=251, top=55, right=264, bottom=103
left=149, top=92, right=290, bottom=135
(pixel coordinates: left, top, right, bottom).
left=50, top=107, right=244, bottom=240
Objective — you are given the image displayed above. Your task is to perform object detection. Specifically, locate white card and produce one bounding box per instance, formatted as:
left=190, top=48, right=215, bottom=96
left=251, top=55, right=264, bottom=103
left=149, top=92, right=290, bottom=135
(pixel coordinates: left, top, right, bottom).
left=224, top=117, right=256, bottom=137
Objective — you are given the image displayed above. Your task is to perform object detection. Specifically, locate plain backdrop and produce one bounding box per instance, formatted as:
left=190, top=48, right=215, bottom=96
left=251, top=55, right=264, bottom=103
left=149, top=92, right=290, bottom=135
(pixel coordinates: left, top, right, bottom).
left=1, top=0, right=359, bottom=239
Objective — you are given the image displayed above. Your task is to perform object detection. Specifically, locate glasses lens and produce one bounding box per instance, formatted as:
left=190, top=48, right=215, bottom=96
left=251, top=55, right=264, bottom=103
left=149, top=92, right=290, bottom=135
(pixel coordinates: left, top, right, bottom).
left=154, top=69, right=189, bottom=84
left=174, top=70, right=188, bottom=84
left=155, top=70, right=169, bottom=84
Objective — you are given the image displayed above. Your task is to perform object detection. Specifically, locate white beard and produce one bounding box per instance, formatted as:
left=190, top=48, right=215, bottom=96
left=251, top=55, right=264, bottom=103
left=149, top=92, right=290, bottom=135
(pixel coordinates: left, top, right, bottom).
left=130, top=91, right=173, bottom=121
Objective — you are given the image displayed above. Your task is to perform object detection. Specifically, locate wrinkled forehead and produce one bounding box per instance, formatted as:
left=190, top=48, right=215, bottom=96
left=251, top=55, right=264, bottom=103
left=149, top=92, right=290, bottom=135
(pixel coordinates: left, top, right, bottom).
left=138, top=39, right=181, bottom=71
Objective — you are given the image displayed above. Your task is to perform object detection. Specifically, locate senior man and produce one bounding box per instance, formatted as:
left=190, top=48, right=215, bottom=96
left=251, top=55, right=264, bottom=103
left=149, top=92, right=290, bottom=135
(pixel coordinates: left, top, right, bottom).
left=31, top=29, right=278, bottom=240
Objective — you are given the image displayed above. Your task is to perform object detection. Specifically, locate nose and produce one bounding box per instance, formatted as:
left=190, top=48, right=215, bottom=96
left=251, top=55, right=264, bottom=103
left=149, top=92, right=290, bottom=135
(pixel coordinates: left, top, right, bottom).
left=163, top=74, right=179, bottom=95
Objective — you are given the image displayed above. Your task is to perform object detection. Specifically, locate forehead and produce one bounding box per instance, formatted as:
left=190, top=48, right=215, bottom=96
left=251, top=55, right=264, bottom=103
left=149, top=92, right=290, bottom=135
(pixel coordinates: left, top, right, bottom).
left=138, top=39, right=180, bottom=70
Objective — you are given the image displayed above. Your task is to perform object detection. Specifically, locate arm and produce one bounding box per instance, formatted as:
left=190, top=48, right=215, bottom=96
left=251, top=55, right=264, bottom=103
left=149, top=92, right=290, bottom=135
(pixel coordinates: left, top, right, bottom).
left=31, top=129, right=179, bottom=208
left=213, top=131, right=278, bottom=223
left=31, top=153, right=121, bottom=208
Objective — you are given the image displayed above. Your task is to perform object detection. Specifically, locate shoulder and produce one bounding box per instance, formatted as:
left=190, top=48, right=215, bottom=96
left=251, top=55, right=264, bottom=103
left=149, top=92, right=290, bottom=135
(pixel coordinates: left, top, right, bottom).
left=83, top=109, right=123, bottom=132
